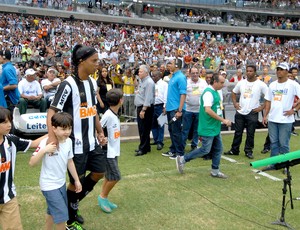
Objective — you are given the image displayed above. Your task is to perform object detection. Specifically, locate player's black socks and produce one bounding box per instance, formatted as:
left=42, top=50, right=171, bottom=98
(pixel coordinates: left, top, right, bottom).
left=77, top=173, right=98, bottom=202
left=67, top=189, right=79, bottom=224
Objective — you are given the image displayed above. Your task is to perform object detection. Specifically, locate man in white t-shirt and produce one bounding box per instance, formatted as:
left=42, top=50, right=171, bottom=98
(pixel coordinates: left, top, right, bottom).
left=18, top=68, right=47, bottom=114
left=182, top=67, right=207, bottom=151
left=224, top=65, right=268, bottom=159
left=263, top=62, right=300, bottom=158
left=41, top=68, right=61, bottom=108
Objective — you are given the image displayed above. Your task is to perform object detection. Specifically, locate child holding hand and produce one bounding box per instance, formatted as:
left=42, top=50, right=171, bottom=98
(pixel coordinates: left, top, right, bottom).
left=29, top=112, right=82, bottom=230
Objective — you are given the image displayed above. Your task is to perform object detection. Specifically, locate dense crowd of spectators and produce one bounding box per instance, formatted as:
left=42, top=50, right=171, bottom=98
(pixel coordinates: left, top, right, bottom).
left=1, top=13, right=299, bottom=71
left=251, top=0, right=300, bottom=8
left=11, top=0, right=300, bottom=30
left=174, top=10, right=299, bottom=30
left=0, top=14, right=299, bottom=68
left=0, top=12, right=299, bottom=116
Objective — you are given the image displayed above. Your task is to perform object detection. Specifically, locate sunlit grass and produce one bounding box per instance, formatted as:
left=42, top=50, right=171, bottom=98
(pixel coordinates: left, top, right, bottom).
left=15, top=131, right=300, bottom=230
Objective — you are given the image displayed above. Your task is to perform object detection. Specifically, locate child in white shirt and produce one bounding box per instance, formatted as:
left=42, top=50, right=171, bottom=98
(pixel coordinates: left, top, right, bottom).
left=29, top=112, right=82, bottom=230
left=98, top=88, right=123, bottom=213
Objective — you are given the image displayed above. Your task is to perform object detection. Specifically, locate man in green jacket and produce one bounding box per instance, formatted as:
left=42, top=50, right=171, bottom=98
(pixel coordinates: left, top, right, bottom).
left=176, top=73, right=231, bottom=178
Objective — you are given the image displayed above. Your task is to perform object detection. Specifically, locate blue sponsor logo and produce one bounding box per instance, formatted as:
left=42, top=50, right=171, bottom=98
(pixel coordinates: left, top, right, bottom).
left=27, top=123, right=47, bottom=130
left=28, top=115, right=47, bottom=119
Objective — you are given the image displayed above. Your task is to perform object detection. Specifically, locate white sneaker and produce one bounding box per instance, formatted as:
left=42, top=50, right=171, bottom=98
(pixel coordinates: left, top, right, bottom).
left=162, top=151, right=173, bottom=157
left=176, top=156, right=184, bottom=174
left=210, top=171, right=228, bottom=179
left=169, top=153, right=177, bottom=160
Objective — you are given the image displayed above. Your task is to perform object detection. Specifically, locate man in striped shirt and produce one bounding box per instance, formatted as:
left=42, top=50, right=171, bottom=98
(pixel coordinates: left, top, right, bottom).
left=47, top=45, right=106, bottom=230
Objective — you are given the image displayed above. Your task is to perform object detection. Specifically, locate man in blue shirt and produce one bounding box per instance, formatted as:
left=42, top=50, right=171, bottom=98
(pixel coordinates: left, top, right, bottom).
left=0, top=83, right=7, bottom=108
left=162, top=59, right=187, bottom=159
left=0, top=50, right=20, bottom=113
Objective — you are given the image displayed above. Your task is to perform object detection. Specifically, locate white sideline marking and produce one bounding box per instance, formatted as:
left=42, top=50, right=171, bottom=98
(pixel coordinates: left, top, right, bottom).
left=221, top=155, right=281, bottom=181
left=252, top=169, right=282, bottom=181
left=221, top=155, right=237, bottom=163
left=125, top=173, right=153, bottom=179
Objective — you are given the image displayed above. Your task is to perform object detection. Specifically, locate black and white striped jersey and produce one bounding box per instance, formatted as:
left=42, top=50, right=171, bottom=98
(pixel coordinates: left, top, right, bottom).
left=50, top=75, right=98, bottom=154
left=0, top=134, right=31, bottom=204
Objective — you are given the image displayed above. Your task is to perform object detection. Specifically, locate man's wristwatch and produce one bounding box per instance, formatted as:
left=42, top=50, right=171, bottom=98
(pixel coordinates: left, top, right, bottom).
left=293, top=108, right=297, bottom=113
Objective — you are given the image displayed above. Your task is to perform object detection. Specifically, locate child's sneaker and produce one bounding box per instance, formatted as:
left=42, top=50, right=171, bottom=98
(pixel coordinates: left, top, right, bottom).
left=74, top=210, right=84, bottom=224
left=66, top=221, right=86, bottom=230
left=97, top=196, right=112, bottom=213
left=107, top=199, right=118, bottom=209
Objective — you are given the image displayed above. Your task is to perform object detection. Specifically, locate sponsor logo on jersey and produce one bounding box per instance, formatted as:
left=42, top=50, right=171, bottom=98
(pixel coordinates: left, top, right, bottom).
left=48, top=152, right=58, bottom=156
left=0, top=161, right=11, bottom=173
left=59, top=89, right=69, bottom=106
left=75, top=139, right=82, bottom=146
left=79, top=105, right=97, bottom=118
left=114, top=130, right=120, bottom=139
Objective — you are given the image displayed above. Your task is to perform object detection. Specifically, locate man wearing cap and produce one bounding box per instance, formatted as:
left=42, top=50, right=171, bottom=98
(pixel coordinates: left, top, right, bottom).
left=263, top=62, right=300, bottom=158
left=220, top=70, right=227, bottom=77
left=18, top=68, right=47, bottom=114
left=41, top=68, right=61, bottom=108
left=0, top=49, right=20, bottom=112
